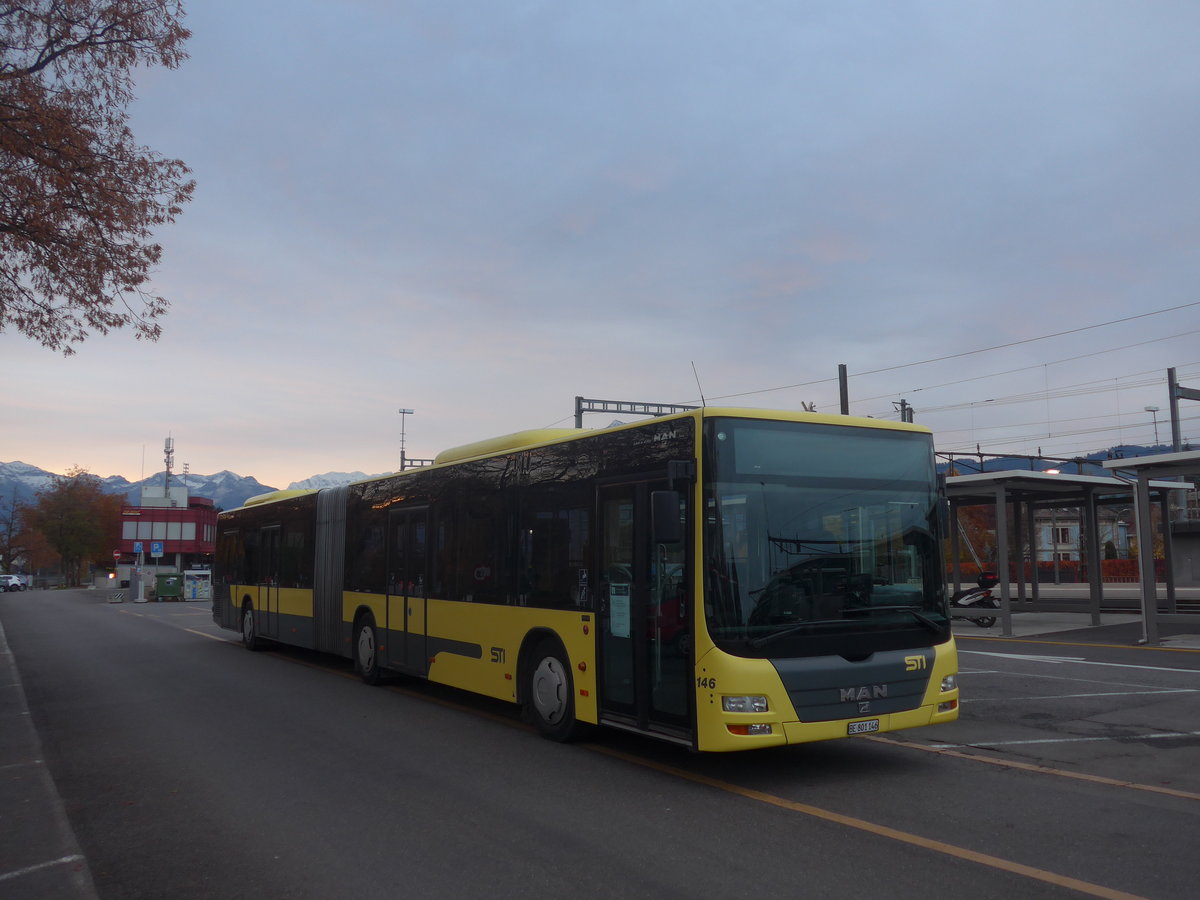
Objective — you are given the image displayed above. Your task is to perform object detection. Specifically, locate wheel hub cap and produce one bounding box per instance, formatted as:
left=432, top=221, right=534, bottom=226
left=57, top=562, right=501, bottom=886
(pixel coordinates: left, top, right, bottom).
left=531, top=657, right=567, bottom=724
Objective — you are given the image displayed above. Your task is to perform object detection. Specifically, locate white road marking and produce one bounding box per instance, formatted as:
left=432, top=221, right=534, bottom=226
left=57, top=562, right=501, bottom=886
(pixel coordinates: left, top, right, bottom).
left=962, top=650, right=1200, bottom=674
left=964, top=689, right=1196, bottom=702
left=0, top=855, right=86, bottom=884
left=930, top=731, right=1200, bottom=748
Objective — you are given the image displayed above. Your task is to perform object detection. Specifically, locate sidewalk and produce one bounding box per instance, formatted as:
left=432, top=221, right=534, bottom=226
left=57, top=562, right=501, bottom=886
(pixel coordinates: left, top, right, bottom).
left=989, top=582, right=1200, bottom=603
left=0, top=619, right=98, bottom=899
left=952, top=611, right=1200, bottom=648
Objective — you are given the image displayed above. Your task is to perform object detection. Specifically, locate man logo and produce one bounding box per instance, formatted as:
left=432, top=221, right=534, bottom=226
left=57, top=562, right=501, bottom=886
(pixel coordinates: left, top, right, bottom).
left=840, top=685, right=888, bottom=703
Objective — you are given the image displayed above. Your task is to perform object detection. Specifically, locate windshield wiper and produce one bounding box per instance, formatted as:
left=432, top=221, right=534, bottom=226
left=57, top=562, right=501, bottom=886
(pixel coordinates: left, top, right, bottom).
left=845, top=605, right=943, bottom=633
left=749, top=606, right=944, bottom=647
left=748, top=618, right=849, bottom=648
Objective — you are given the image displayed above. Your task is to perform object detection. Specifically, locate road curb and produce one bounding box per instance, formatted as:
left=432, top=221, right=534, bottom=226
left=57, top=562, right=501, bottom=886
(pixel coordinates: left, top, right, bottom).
left=0, top=618, right=99, bottom=899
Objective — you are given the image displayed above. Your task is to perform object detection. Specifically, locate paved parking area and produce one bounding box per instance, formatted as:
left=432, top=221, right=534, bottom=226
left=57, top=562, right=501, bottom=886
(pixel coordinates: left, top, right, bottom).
left=954, top=611, right=1200, bottom=648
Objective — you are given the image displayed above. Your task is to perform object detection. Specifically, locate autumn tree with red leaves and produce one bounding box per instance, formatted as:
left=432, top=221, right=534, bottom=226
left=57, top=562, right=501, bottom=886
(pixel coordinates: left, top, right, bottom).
left=22, top=466, right=123, bottom=585
left=0, top=1, right=194, bottom=354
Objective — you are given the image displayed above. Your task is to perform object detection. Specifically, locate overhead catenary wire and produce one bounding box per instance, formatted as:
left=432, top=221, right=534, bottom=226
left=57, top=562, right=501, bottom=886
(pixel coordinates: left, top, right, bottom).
left=936, top=412, right=1200, bottom=453
left=705, top=299, right=1200, bottom=404
left=935, top=409, right=1200, bottom=442
left=857, top=355, right=1200, bottom=459
left=559, top=302, right=1199, bottom=460
left=845, top=332, right=1200, bottom=409
left=913, top=365, right=1200, bottom=416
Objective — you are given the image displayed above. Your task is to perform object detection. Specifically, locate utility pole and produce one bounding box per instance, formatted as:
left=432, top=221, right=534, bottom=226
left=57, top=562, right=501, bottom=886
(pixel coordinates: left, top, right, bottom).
left=1168, top=367, right=1200, bottom=451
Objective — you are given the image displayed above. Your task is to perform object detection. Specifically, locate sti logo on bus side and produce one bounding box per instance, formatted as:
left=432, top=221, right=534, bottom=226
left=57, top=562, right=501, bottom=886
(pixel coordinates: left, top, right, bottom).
left=840, top=684, right=888, bottom=703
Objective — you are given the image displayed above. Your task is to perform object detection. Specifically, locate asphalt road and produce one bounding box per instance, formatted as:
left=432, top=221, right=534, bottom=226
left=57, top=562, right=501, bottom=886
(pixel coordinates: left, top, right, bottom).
left=2, top=589, right=1198, bottom=899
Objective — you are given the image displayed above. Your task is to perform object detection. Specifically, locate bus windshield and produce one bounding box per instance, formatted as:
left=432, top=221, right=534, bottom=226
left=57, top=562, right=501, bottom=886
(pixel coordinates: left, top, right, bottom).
left=703, top=418, right=947, bottom=653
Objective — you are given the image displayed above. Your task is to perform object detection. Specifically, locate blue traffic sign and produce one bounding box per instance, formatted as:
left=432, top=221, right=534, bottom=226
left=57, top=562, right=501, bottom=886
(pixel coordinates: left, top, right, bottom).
left=133, top=541, right=143, bottom=553
left=150, top=541, right=164, bottom=558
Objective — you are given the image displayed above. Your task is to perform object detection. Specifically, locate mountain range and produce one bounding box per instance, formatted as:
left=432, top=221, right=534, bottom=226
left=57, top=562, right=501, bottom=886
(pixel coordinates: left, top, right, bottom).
left=0, top=462, right=386, bottom=512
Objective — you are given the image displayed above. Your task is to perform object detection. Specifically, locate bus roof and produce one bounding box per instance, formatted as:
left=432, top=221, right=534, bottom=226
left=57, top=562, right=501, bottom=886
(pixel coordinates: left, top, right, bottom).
left=226, top=409, right=931, bottom=514
left=434, top=428, right=581, bottom=466
left=242, top=488, right=317, bottom=507
left=433, top=408, right=929, bottom=466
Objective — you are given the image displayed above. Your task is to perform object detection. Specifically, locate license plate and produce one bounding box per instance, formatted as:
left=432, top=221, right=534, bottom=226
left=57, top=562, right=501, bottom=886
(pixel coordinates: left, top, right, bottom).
left=848, top=719, right=880, bottom=735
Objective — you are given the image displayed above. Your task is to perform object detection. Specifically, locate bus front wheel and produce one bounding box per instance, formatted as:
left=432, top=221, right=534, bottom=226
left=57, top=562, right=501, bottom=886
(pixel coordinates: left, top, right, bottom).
left=241, top=604, right=261, bottom=651
left=525, top=640, right=581, bottom=742
left=354, top=615, right=383, bottom=685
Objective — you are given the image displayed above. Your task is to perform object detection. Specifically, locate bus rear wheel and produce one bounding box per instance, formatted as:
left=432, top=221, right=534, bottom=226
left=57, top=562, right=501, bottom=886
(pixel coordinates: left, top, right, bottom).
left=525, top=640, right=581, bottom=742
left=241, top=604, right=261, bottom=651
left=354, top=614, right=383, bottom=685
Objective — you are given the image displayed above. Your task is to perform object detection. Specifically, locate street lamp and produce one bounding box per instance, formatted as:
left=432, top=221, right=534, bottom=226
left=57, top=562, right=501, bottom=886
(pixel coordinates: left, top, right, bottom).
left=398, top=408, right=414, bottom=471
left=1144, top=405, right=1161, bottom=445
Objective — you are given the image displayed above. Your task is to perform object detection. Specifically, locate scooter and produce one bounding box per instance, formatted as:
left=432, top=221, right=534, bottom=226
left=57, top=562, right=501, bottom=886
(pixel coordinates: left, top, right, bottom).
left=950, top=572, right=1000, bottom=628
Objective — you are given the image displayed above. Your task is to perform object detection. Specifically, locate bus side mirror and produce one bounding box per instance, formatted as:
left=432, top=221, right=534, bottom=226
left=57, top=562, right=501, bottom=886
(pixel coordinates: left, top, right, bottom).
left=652, top=491, right=683, bottom=545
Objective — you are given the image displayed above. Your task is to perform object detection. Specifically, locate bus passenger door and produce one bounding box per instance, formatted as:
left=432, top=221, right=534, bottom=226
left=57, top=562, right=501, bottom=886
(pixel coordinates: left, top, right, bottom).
left=258, top=526, right=280, bottom=639
left=598, top=482, right=691, bottom=737
left=386, top=507, right=429, bottom=673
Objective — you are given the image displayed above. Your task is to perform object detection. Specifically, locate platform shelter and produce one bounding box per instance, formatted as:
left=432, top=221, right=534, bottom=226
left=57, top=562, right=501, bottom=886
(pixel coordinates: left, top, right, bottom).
left=1102, top=450, right=1200, bottom=643
left=945, top=470, right=1190, bottom=640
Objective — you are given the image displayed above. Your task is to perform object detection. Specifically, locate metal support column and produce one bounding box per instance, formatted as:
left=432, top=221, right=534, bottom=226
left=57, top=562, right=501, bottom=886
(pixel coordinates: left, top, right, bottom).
left=949, top=499, right=962, bottom=595
left=1013, top=501, right=1027, bottom=606
left=1134, top=470, right=1158, bottom=645
left=1026, top=500, right=1040, bottom=605
left=1160, top=490, right=1177, bottom=613
left=996, top=485, right=1013, bottom=636
left=1084, top=488, right=1102, bottom=625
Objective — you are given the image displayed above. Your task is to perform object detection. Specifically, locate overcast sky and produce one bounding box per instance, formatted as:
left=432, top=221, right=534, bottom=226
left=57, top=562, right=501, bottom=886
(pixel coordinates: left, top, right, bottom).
left=5, top=0, right=1200, bottom=488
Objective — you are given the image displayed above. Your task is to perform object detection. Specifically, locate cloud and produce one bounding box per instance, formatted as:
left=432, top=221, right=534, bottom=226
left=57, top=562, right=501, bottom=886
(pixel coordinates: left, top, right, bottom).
left=6, top=1, right=1200, bottom=485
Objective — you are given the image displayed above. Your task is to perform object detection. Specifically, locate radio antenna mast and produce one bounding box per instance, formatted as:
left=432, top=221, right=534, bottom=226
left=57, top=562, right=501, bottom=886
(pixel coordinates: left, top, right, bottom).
left=691, top=361, right=707, bottom=408
left=398, top=408, right=414, bottom=470
left=163, top=436, right=174, bottom=493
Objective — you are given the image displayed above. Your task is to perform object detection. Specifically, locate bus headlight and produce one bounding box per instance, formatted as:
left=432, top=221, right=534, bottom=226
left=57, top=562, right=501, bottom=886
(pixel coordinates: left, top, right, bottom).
left=723, top=695, right=768, bottom=713
left=941, top=675, right=957, bottom=692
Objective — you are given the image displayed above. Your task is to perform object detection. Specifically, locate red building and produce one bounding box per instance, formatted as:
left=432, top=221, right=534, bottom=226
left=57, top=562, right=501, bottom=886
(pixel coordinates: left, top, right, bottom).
left=118, top=485, right=217, bottom=572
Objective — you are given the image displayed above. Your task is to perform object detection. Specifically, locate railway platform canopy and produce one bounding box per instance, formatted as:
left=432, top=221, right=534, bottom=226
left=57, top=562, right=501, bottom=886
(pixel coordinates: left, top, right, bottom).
left=945, top=469, right=1194, bottom=642
left=1102, top=449, right=1200, bottom=644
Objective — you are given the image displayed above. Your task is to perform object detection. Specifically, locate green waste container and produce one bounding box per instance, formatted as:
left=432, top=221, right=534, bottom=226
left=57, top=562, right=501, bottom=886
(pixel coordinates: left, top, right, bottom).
left=155, top=573, right=182, bottom=600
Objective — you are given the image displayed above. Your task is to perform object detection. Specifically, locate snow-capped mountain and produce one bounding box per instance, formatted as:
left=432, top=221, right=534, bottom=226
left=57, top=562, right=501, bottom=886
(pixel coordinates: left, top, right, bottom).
left=287, top=472, right=386, bottom=490
left=169, top=470, right=280, bottom=510
left=0, top=461, right=58, bottom=505
left=0, top=462, right=279, bottom=512
left=0, top=463, right=399, bottom=513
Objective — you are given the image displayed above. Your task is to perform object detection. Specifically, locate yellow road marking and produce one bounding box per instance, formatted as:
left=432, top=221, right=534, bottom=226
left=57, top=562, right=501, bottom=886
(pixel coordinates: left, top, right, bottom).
left=868, top=735, right=1200, bottom=802
left=184, top=628, right=223, bottom=641
left=588, top=743, right=1148, bottom=900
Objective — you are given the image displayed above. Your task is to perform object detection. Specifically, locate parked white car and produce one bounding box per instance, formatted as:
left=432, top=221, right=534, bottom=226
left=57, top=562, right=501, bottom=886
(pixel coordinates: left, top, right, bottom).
left=1, top=574, right=29, bottom=591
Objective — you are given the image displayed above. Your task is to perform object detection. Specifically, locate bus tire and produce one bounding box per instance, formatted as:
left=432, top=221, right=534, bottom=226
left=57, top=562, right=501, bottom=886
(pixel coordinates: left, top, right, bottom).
left=525, top=640, right=581, bottom=742
left=354, top=614, right=383, bottom=685
left=241, top=603, right=261, bottom=651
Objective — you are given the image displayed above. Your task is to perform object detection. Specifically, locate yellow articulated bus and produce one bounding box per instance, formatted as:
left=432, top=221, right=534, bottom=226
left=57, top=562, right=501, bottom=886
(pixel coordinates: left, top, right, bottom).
left=212, top=408, right=958, bottom=751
